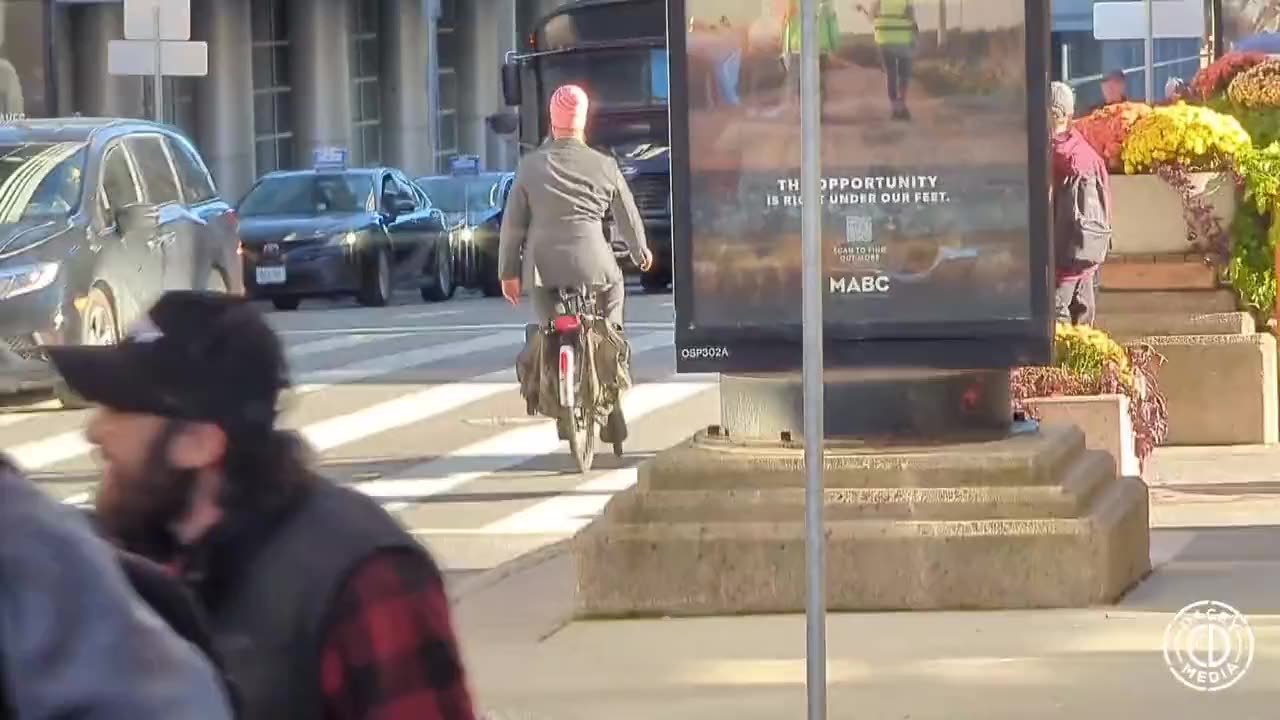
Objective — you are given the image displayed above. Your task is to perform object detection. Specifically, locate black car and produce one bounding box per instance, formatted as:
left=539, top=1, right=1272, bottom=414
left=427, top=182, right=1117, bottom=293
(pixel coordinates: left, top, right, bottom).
left=414, top=171, right=513, bottom=297
left=0, top=117, right=243, bottom=405
left=238, top=167, right=457, bottom=310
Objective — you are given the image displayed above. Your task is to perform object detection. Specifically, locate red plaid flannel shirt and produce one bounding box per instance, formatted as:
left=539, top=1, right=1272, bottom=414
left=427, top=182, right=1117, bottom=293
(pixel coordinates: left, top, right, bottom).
left=319, top=549, right=477, bottom=720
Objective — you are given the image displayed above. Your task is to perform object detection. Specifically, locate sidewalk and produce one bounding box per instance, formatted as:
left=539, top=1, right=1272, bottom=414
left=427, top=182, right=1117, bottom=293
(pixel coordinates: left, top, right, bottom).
left=451, top=446, right=1280, bottom=719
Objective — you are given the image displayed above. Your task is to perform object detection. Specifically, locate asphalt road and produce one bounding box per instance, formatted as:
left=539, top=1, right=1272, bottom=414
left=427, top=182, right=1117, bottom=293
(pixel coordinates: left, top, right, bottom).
left=0, top=284, right=720, bottom=588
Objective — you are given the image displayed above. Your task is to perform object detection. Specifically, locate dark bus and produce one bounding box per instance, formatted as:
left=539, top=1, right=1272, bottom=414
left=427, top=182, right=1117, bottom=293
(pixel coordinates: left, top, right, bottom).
left=497, top=0, right=672, bottom=292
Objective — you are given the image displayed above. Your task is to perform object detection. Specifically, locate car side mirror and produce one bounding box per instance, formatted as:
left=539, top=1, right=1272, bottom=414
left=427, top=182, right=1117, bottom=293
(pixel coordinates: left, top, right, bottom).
left=115, top=202, right=159, bottom=234
left=393, top=197, right=416, bottom=214
left=487, top=112, right=518, bottom=136
left=501, top=62, right=522, bottom=107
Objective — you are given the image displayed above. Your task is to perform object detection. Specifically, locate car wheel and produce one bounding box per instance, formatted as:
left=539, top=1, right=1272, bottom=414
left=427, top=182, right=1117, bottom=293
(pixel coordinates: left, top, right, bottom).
left=272, top=297, right=301, bottom=311
left=422, top=239, right=456, bottom=302
left=359, top=247, right=392, bottom=307
left=481, top=253, right=503, bottom=297
left=56, top=285, right=118, bottom=410
left=81, top=286, right=119, bottom=346
left=454, top=233, right=475, bottom=289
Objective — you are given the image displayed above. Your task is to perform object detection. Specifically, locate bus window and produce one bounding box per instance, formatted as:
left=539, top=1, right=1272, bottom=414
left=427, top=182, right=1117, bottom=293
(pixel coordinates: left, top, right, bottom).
left=541, top=49, right=660, bottom=107
left=651, top=48, right=669, bottom=101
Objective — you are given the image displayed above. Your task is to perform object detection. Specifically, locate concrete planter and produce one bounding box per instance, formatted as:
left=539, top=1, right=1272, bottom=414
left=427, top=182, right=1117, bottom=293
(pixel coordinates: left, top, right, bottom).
left=1110, top=172, right=1237, bottom=256
left=1022, top=394, right=1141, bottom=477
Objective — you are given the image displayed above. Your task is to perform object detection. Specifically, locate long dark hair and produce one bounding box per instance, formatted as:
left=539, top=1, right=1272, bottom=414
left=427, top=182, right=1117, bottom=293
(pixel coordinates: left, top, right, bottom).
left=216, top=426, right=317, bottom=518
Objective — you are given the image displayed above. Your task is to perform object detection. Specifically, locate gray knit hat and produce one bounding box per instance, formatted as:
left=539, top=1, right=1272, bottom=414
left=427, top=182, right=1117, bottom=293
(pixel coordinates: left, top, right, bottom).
left=1050, top=81, right=1075, bottom=119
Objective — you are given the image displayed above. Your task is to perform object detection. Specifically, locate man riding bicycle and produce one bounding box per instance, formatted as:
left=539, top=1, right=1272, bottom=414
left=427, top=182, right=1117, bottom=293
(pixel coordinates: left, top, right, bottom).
left=497, top=83, right=653, bottom=445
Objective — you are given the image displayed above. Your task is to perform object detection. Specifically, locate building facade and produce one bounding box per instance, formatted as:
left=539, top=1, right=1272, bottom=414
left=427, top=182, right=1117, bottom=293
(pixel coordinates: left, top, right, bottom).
left=1051, top=0, right=1207, bottom=111
left=0, top=1, right=1264, bottom=201
left=0, top=0, right=525, bottom=201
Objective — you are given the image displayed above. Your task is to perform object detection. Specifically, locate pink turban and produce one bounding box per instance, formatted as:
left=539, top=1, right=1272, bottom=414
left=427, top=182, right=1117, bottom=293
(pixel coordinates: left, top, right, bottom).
left=549, top=84, right=589, bottom=131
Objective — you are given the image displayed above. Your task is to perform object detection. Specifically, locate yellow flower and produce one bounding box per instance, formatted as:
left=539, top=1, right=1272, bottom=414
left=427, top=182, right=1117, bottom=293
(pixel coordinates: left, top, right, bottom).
left=1120, top=104, right=1249, bottom=173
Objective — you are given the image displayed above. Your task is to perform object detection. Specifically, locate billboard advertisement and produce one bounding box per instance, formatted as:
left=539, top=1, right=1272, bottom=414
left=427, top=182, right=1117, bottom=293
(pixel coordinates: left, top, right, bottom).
left=668, top=0, right=1053, bottom=373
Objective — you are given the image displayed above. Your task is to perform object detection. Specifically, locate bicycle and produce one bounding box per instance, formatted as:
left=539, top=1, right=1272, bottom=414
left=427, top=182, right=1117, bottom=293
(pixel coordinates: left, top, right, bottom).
left=545, top=285, right=626, bottom=473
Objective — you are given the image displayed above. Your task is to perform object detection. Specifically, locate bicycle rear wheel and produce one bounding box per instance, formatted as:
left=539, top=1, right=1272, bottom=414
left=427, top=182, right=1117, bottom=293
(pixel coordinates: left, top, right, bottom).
left=567, top=406, right=597, bottom=473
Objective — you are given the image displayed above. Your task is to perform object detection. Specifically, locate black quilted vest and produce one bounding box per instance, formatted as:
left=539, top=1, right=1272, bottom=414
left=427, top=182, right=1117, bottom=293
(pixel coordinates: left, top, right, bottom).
left=205, top=480, right=423, bottom=720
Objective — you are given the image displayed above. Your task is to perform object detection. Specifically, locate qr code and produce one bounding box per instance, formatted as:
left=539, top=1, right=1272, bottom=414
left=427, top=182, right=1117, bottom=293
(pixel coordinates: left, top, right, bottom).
left=845, top=215, right=873, bottom=245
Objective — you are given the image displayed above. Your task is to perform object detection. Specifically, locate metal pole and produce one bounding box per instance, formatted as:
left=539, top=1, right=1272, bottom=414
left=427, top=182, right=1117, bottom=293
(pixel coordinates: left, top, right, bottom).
left=1144, top=0, right=1155, bottom=101
left=799, top=0, right=826, bottom=718
left=152, top=6, right=164, bottom=122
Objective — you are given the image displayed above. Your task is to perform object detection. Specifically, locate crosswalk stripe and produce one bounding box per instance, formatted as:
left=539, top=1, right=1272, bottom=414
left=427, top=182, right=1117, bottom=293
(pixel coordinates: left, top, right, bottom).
left=8, top=332, right=527, bottom=470
left=301, top=330, right=673, bottom=452
left=277, top=321, right=674, bottom=336
left=291, top=330, right=524, bottom=393
left=20, top=329, right=675, bottom=490
left=482, top=466, right=639, bottom=535
left=352, top=380, right=715, bottom=502
left=6, top=431, right=93, bottom=471
left=286, top=333, right=406, bottom=361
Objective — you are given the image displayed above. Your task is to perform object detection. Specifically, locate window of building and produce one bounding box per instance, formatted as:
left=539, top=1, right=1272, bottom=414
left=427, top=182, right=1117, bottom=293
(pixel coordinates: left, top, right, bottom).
left=1051, top=4, right=1208, bottom=110
left=435, top=2, right=460, bottom=173
left=126, top=135, right=181, bottom=205
left=142, top=78, right=197, bottom=137
left=251, top=0, right=293, bottom=174
left=351, top=0, right=382, bottom=166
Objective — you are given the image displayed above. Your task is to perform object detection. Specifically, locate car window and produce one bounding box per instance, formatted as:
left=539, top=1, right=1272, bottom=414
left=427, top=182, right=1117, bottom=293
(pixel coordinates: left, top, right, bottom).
left=392, top=174, right=419, bottom=207
left=100, top=144, right=141, bottom=211
left=0, top=142, right=87, bottom=223
left=238, top=173, right=374, bottom=216
left=410, top=183, right=431, bottom=209
left=125, top=135, right=181, bottom=205
left=166, top=136, right=216, bottom=204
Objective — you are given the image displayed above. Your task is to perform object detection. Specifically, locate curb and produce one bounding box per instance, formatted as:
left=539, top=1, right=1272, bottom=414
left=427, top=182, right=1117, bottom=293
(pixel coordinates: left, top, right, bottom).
left=447, top=537, right=574, bottom=604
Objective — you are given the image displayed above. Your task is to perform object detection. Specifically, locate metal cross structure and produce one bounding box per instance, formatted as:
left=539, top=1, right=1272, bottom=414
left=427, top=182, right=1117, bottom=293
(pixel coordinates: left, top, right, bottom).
left=106, top=0, right=209, bottom=122
left=1093, top=0, right=1205, bottom=101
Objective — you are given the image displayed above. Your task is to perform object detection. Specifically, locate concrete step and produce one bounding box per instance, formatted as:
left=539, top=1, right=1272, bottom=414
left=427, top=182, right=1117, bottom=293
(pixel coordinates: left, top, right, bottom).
left=1096, top=311, right=1255, bottom=339
left=610, top=449, right=1113, bottom=522
left=1098, top=289, right=1237, bottom=315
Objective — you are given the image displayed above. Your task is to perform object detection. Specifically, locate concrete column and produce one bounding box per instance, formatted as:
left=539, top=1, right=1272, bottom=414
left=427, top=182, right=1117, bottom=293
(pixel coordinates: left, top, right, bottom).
left=379, top=0, right=433, bottom=177
left=489, top=0, right=519, bottom=170
left=457, top=0, right=517, bottom=170
left=424, top=0, right=441, bottom=174
left=51, top=4, right=73, bottom=115
left=70, top=3, right=143, bottom=117
left=191, top=0, right=255, bottom=201
left=287, top=0, right=354, bottom=163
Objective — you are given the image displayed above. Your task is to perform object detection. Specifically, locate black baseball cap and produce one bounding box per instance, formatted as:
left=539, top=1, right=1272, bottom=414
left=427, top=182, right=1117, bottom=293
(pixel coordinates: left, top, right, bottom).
left=45, top=291, right=289, bottom=434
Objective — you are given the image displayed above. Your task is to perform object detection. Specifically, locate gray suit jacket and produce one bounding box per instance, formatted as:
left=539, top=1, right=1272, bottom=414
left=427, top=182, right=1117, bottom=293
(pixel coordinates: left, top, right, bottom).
left=498, top=137, right=648, bottom=288
left=0, top=461, right=233, bottom=719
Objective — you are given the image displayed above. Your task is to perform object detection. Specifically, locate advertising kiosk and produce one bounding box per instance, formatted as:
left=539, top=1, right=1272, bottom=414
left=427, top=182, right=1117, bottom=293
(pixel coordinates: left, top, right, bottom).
left=573, top=0, right=1151, bottom=617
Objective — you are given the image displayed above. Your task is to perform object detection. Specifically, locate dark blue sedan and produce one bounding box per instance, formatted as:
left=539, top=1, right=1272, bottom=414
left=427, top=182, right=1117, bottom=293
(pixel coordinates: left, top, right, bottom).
left=237, top=168, right=457, bottom=310
left=415, top=171, right=513, bottom=297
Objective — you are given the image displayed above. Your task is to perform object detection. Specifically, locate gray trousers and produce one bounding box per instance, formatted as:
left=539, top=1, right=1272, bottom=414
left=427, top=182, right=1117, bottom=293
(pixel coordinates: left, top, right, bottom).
left=530, top=283, right=625, bottom=328
left=1055, top=272, right=1097, bottom=326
